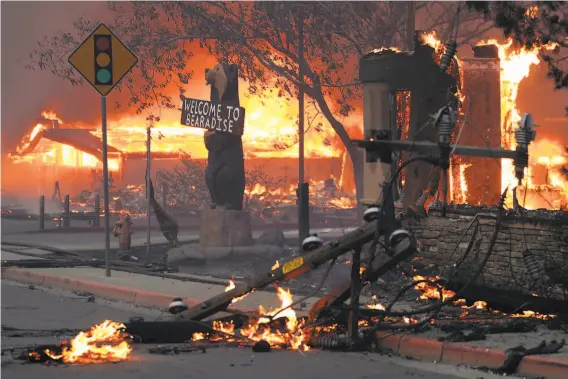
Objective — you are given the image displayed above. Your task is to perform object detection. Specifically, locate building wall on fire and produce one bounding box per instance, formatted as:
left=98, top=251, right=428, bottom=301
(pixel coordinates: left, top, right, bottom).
left=458, top=53, right=502, bottom=206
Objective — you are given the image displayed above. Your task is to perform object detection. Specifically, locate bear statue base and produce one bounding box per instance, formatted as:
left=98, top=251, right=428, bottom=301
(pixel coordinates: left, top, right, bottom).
left=199, top=208, right=253, bottom=247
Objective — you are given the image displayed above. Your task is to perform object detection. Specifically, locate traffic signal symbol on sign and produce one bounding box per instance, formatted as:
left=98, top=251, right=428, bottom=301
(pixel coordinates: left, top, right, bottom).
left=94, top=35, right=113, bottom=85
left=68, top=23, right=138, bottom=97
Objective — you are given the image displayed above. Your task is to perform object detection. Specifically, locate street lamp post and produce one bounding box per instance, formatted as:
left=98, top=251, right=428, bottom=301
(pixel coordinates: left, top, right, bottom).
left=297, top=7, right=310, bottom=250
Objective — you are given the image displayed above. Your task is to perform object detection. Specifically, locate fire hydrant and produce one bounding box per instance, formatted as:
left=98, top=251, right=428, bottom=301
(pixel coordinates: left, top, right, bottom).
left=112, top=213, right=133, bottom=252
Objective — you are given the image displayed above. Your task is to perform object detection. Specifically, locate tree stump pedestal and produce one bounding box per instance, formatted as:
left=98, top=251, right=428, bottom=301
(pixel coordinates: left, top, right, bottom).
left=199, top=208, right=253, bottom=247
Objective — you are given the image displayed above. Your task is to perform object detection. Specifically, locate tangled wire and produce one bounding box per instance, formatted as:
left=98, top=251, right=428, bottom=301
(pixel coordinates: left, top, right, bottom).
left=313, top=154, right=509, bottom=341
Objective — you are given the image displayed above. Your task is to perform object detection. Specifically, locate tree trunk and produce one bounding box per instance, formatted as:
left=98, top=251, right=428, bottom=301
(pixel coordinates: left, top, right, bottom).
left=347, top=144, right=364, bottom=205
left=308, top=88, right=365, bottom=211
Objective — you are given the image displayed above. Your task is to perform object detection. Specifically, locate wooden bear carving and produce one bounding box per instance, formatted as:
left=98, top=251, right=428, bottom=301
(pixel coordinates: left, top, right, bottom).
left=203, top=63, right=245, bottom=210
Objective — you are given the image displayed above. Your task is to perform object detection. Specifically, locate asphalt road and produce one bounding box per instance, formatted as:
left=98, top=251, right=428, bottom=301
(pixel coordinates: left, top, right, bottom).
left=1, top=280, right=511, bottom=379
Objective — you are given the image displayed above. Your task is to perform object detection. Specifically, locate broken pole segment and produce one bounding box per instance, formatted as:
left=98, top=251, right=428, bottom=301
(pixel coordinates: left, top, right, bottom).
left=181, top=220, right=379, bottom=321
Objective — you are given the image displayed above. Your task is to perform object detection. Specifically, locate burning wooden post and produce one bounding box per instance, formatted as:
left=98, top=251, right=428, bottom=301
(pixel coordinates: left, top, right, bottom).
left=63, top=194, right=70, bottom=228
left=458, top=45, right=502, bottom=205
left=39, top=195, right=45, bottom=230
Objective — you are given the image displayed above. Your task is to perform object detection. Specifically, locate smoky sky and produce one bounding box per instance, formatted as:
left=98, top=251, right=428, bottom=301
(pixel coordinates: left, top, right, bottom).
left=1, top=1, right=567, bottom=155
left=1, top=1, right=111, bottom=153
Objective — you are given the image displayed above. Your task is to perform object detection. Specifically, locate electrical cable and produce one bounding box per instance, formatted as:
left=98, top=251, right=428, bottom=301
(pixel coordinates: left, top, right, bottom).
left=1, top=241, right=81, bottom=257
left=445, top=216, right=481, bottom=271
left=362, top=187, right=507, bottom=321
left=348, top=155, right=442, bottom=306
left=314, top=172, right=506, bottom=339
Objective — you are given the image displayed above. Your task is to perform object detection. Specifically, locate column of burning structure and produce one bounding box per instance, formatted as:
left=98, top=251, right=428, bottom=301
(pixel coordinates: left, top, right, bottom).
left=416, top=32, right=567, bottom=209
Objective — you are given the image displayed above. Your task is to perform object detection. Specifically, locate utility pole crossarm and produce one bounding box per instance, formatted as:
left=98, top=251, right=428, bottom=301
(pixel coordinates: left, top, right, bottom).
left=352, top=139, right=518, bottom=160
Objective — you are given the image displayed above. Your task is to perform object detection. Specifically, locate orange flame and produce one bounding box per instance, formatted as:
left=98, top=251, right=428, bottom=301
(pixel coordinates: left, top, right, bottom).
left=420, top=30, right=566, bottom=208
left=224, top=280, right=250, bottom=304
left=413, top=275, right=456, bottom=301
left=476, top=38, right=564, bottom=209
left=197, top=284, right=309, bottom=351
left=13, top=79, right=347, bottom=170
left=43, top=320, right=132, bottom=364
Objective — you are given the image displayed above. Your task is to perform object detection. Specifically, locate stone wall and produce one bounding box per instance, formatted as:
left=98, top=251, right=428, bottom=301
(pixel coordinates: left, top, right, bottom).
left=403, top=210, right=568, bottom=297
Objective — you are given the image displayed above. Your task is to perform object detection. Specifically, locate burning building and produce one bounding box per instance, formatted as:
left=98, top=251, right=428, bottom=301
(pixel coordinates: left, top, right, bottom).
left=419, top=32, right=567, bottom=210
left=4, top=32, right=567, bottom=211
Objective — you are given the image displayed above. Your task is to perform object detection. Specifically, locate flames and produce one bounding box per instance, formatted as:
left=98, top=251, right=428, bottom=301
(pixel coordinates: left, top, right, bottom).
left=224, top=279, right=251, bottom=304
left=413, top=275, right=457, bottom=302
left=10, top=29, right=568, bottom=209
left=12, top=80, right=348, bottom=172
left=41, top=320, right=132, bottom=364
left=413, top=276, right=557, bottom=320
left=477, top=37, right=564, bottom=209
left=419, top=31, right=567, bottom=209
left=12, top=112, right=121, bottom=172
left=199, top=284, right=310, bottom=351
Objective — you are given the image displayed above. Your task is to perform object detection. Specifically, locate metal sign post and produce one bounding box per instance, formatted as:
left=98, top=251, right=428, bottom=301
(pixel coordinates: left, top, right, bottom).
left=67, top=23, right=138, bottom=277
left=101, top=96, right=111, bottom=276
left=297, top=8, right=310, bottom=249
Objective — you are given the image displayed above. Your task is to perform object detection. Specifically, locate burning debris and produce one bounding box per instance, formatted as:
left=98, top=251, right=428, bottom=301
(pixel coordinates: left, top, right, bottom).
left=26, top=320, right=132, bottom=364
left=197, top=283, right=310, bottom=351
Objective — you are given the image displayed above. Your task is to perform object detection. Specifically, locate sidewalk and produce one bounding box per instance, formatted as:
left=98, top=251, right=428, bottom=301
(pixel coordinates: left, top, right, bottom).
left=0, top=265, right=314, bottom=315
left=2, top=253, right=566, bottom=379
left=1, top=227, right=357, bottom=252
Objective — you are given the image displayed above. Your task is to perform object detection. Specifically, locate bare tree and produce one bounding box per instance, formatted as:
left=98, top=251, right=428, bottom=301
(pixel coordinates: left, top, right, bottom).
left=26, top=1, right=491, bottom=204
left=156, top=154, right=209, bottom=208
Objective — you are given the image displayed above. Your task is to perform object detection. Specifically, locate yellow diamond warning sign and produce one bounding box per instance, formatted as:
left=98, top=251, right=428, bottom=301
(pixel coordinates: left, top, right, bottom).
left=68, top=23, right=138, bottom=97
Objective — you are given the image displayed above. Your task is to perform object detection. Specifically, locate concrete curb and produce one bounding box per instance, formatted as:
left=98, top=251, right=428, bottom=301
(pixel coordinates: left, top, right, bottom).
left=3, top=267, right=566, bottom=378
left=1, top=236, right=200, bottom=253
left=375, top=331, right=568, bottom=379
left=1, top=267, right=201, bottom=310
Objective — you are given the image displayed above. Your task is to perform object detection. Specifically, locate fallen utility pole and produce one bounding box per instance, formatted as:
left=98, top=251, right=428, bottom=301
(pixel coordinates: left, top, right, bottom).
left=181, top=220, right=378, bottom=321
left=309, top=235, right=417, bottom=320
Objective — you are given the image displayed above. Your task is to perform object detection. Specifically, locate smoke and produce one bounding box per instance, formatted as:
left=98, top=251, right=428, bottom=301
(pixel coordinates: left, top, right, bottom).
left=1, top=1, right=110, bottom=153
